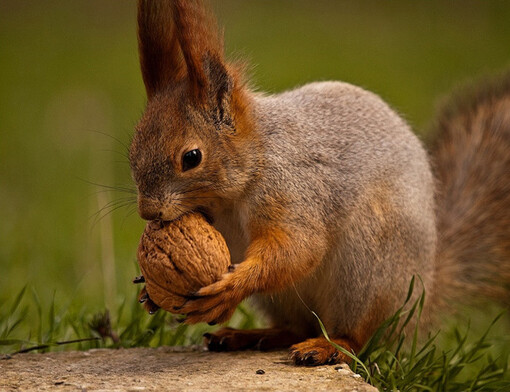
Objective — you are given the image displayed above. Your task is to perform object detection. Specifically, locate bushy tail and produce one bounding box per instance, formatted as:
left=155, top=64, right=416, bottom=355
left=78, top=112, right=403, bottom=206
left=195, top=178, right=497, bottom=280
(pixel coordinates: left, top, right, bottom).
left=430, top=71, right=510, bottom=307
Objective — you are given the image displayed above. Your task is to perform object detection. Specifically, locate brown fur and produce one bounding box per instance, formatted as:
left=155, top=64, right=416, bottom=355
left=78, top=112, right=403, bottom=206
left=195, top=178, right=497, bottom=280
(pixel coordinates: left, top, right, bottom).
left=204, top=327, right=303, bottom=351
left=137, top=1, right=186, bottom=98
left=172, top=0, right=223, bottom=102
left=430, top=71, right=510, bottom=308
left=130, top=0, right=510, bottom=366
left=290, top=337, right=359, bottom=366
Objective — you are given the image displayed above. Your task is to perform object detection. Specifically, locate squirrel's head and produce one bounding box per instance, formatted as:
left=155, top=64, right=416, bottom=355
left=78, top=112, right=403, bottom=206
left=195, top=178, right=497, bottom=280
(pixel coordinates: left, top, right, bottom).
left=130, top=0, right=256, bottom=222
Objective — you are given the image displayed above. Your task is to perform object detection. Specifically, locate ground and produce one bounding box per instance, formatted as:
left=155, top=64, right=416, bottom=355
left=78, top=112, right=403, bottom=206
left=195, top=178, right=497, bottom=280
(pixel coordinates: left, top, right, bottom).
left=1, top=346, right=377, bottom=392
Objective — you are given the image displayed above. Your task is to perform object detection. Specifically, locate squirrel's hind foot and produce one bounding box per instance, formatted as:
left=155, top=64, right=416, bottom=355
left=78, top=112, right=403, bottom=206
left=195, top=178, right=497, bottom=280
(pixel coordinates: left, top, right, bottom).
left=203, top=327, right=302, bottom=352
left=289, top=336, right=358, bottom=366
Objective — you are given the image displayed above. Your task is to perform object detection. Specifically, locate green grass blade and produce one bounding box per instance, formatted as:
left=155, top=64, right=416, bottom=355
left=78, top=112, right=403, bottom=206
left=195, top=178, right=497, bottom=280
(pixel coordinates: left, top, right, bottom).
left=312, top=311, right=371, bottom=382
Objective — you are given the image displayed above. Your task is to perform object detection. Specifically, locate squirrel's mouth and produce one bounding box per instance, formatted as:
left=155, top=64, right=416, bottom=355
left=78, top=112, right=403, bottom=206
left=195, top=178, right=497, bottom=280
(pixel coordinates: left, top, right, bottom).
left=195, top=206, right=214, bottom=225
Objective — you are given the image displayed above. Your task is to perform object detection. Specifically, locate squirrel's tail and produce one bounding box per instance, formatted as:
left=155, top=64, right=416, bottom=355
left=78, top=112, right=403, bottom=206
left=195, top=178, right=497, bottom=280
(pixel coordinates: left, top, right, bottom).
left=430, top=71, right=510, bottom=308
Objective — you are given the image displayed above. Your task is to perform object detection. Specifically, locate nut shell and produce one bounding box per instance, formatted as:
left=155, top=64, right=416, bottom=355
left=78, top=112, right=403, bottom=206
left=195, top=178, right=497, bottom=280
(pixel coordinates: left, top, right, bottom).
left=137, top=213, right=231, bottom=313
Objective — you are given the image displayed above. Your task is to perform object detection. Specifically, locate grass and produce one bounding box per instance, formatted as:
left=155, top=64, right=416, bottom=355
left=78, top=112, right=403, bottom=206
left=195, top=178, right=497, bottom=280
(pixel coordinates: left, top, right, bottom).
left=2, top=280, right=509, bottom=391
left=316, top=278, right=510, bottom=391
left=0, top=284, right=261, bottom=356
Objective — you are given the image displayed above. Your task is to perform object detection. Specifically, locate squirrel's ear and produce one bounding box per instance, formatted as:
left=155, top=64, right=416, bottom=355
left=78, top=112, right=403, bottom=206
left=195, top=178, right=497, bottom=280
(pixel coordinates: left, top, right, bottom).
left=171, top=1, right=237, bottom=127
left=137, top=0, right=185, bottom=98
left=204, top=55, right=235, bottom=129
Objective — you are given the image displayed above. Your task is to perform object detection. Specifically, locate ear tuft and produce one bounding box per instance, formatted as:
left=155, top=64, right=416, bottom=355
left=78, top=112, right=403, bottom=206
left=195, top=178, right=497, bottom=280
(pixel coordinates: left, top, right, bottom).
left=204, top=54, right=234, bottom=129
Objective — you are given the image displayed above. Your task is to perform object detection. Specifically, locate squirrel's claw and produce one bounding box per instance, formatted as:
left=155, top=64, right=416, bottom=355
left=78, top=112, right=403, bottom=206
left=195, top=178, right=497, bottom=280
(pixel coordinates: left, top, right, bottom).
left=138, top=293, right=149, bottom=303
left=137, top=286, right=160, bottom=315
left=145, top=299, right=160, bottom=314
left=183, top=292, right=202, bottom=300
left=133, top=275, right=145, bottom=284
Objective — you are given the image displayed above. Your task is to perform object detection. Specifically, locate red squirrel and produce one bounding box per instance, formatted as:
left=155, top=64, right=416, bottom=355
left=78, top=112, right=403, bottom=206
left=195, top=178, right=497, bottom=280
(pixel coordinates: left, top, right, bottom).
left=130, top=0, right=510, bottom=365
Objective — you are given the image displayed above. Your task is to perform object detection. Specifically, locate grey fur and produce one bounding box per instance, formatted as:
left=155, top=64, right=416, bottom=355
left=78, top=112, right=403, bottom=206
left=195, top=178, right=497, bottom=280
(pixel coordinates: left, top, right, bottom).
left=214, top=81, right=436, bottom=337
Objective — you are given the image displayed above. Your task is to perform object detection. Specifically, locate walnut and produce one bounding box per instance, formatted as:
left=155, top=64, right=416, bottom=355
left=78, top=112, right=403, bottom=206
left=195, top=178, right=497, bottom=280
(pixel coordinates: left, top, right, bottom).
left=136, top=213, right=231, bottom=313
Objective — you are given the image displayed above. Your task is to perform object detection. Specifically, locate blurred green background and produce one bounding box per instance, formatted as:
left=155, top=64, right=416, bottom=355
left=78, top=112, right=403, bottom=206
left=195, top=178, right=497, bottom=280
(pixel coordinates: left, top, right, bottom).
left=1, top=0, right=509, bottom=350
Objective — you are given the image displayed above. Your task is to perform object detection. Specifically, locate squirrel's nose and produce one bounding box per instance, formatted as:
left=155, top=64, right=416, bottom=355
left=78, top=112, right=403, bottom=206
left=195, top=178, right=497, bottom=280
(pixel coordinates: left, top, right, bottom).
left=137, top=195, right=162, bottom=221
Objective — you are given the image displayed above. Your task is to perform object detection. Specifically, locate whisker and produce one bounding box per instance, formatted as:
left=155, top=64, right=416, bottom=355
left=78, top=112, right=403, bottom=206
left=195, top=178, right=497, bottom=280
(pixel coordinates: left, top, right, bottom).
left=87, top=189, right=136, bottom=198
left=98, top=148, right=130, bottom=161
left=174, top=204, right=187, bottom=217
left=178, top=184, right=216, bottom=194
left=179, top=183, right=230, bottom=195
left=90, top=196, right=137, bottom=225
left=91, top=199, right=137, bottom=220
left=78, top=177, right=138, bottom=195
left=170, top=201, right=190, bottom=209
left=90, top=202, right=137, bottom=229
left=178, top=196, right=219, bottom=202
left=121, top=205, right=140, bottom=227
left=87, top=129, right=130, bottom=152
left=126, top=205, right=138, bottom=218
left=93, top=197, right=137, bottom=212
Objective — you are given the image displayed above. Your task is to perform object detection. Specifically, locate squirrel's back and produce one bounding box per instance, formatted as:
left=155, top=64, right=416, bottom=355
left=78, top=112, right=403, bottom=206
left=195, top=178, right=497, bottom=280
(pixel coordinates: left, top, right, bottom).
left=253, top=81, right=434, bottom=222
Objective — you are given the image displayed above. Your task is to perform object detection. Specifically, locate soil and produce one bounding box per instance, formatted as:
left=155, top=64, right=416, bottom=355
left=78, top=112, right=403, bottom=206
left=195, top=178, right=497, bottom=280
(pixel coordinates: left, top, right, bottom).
left=1, top=346, right=377, bottom=391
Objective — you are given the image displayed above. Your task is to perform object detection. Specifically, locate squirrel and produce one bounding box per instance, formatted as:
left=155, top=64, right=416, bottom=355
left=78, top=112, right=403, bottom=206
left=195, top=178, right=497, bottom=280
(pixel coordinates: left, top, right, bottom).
left=130, top=0, right=510, bottom=366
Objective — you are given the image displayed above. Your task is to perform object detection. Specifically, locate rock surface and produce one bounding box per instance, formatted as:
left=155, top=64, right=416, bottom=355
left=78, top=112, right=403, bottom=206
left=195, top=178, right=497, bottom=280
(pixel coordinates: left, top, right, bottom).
left=1, top=347, right=377, bottom=392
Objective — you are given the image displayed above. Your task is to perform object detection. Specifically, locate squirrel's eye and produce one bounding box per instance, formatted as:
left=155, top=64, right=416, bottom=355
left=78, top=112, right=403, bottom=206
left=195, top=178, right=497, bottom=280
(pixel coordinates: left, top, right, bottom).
left=182, top=149, right=202, bottom=171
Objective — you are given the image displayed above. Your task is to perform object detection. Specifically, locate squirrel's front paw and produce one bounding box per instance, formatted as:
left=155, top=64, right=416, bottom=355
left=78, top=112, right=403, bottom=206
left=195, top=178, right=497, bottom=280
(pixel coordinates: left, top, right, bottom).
left=136, top=285, right=161, bottom=315
left=176, top=273, right=246, bottom=325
